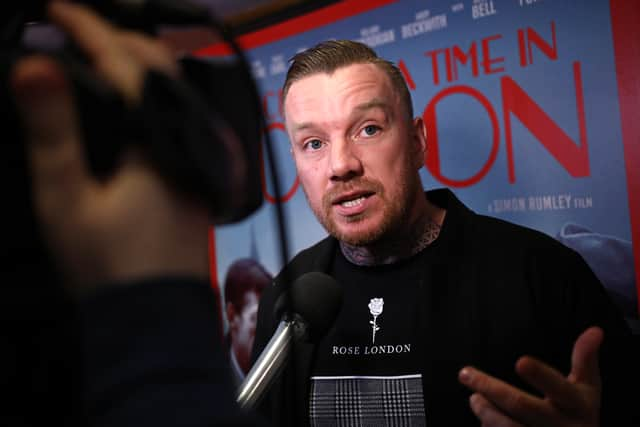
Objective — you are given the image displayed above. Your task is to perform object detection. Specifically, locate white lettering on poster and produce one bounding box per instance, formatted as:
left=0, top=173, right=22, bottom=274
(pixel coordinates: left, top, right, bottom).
left=528, top=194, right=572, bottom=211
left=357, top=25, right=396, bottom=47
left=269, top=54, right=287, bottom=76
left=451, top=3, right=464, bottom=13
left=472, top=0, right=498, bottom=20
left=401, top=14, right=448, bottom=39
left=252, top=60, right=266, bottom=79
left=519, top=0, right=542, bottom=7
left=415, top=9, right=430, bottom=20
left=487, top=194, right=594, bottom=213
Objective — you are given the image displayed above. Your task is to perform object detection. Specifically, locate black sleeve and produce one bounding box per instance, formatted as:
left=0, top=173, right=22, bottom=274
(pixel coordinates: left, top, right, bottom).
left=530, top=242, right=639, bottom=426
left=561, top=251, right=640, bottom=427
left=79, top=277, right=268, bottom=427
left=476, top=217, right=639, bottom=426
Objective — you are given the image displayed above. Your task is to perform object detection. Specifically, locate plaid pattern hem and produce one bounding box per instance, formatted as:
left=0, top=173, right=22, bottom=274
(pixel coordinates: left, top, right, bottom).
left=309, top=374, right=426, bottom=427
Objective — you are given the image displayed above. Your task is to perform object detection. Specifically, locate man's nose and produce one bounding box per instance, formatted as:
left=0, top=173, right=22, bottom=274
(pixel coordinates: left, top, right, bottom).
left=328, top=140, right=362, bottom=181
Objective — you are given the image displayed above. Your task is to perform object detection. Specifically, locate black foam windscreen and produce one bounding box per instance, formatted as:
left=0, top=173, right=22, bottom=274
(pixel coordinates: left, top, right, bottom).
left=275, top=272, right=343, bottom=343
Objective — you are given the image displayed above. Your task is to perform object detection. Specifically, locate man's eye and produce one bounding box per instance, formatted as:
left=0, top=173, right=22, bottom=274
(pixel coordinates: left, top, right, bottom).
left=361, top=125, right=380, bottom=137
left=305, top=139, right=323, bottom=150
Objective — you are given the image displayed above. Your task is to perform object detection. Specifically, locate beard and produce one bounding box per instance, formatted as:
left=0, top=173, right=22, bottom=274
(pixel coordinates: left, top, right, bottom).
left=305, top=166, right=422, bottom=247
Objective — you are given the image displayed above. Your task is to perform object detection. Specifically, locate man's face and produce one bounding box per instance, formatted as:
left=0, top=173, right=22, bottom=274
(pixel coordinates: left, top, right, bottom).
left=229, top=291, right=260, bottom=373
left=284, top=63, right=426, bottom=246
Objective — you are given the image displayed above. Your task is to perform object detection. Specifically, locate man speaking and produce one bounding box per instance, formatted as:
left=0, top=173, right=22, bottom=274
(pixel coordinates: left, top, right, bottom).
left=251, top=40, right=638, bottom=427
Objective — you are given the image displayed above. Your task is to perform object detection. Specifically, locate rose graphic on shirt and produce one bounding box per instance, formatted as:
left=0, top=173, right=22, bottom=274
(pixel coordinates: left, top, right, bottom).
left=368, top=298, right=384, bottom=344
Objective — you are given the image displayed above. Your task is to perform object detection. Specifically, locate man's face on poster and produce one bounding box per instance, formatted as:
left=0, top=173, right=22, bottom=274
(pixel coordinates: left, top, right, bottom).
left=229, top=290, right=260, bottom=373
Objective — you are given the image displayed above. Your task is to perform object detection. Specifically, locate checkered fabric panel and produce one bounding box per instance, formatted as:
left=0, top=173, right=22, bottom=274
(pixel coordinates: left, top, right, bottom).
left=310, top=375, right=426, bottom=427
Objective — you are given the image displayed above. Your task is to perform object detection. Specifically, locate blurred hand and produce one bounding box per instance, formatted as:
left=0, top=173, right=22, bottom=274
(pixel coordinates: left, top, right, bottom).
left=458, top=326, right=602, bottom=427
left=12, top=1, right=210, bottom=291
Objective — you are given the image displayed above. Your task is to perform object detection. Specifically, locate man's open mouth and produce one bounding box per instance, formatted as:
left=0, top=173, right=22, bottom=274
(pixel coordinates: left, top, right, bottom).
left=332, top=191, right=375, bottom=208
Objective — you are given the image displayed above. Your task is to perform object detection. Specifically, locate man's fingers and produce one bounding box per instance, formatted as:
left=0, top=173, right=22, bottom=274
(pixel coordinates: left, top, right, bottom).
left=12, top=56, right=91, bottom=219
left=48, top=1, right=143, bottom=103
left=462, top=330, right=603, bottom=426
left=469, top=393, right=526, bottom=427
left=459, top=366, right=552, bottom=425
left=49, top=2, right=118, bottom=61
left=516, top=356, right=584, bottom=412
left=569, top=326, right=603, bottom=387
left=117, top=31, right=180, bottom=77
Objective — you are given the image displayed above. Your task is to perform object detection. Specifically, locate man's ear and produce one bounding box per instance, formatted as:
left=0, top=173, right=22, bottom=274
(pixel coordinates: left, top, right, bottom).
left=412, top=117, right=427, bottom=170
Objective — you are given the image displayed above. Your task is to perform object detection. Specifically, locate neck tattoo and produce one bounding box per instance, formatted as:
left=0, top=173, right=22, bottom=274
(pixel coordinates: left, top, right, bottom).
left=340, top=215, right=442, bottom=267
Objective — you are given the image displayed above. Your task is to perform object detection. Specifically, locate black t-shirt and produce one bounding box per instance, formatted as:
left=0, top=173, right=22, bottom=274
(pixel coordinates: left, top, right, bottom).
left=313, top=246, right=437, bottom=376
left=309, top=243, right=440, bottom=427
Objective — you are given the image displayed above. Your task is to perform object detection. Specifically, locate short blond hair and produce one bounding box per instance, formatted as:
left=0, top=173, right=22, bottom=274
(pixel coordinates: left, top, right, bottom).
left=282, top=40, right=413, bottom=119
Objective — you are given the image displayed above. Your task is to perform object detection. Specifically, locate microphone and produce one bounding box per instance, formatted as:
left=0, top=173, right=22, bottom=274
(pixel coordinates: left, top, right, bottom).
left=237, top=272, right=343, bottom=410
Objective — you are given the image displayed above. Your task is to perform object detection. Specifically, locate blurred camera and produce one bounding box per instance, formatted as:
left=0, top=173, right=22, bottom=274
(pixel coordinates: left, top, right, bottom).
left=1, top=0, right=265, bottom=224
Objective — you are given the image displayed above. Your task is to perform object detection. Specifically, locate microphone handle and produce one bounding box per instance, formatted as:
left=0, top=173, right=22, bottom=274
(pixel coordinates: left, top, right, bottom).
left=237, top=320, right=294, bottom=409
